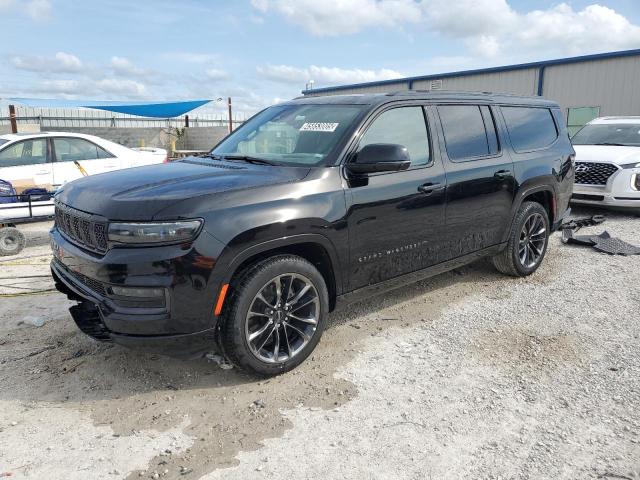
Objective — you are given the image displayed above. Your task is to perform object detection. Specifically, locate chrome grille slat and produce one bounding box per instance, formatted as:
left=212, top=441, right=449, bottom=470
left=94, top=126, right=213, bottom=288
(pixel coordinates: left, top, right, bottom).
left=575, top=162, right=619, bottom=186
left=54, top=202, right=108, bottom=254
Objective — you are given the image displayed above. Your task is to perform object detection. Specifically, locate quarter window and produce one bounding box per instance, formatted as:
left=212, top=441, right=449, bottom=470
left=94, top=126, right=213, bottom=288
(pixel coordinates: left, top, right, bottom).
left=438, top=105, right=499, bottom=161
left=0, top=139, right=48, bottom=168
left=358, top=107, right=430, bottom=167
left=502, top=106, right=558, bottom=152
left=53, top=138, right=113, bottom=162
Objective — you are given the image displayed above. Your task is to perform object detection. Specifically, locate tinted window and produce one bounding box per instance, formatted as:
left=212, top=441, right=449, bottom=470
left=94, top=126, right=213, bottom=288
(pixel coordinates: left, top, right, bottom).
left=0, top=139, right=47, bottom=168
left=502, top=107, right=558, bottom=152
left=438, top=105, right=495, bottom=160
left=53, top=138, right=112, bottom=162
left=358, top=107, right=430, bottom=167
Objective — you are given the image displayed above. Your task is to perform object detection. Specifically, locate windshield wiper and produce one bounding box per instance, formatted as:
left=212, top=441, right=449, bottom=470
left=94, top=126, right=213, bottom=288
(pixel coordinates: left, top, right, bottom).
left=221, top=155, right=278, bottom=166
left=592, top=142, right=627, bottom=146
left=199, top=153, right=223, bottom=160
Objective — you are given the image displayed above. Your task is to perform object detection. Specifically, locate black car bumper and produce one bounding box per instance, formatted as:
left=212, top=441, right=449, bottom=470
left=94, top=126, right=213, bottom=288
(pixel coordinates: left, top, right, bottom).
left=50, top=227, right=225, bottom=359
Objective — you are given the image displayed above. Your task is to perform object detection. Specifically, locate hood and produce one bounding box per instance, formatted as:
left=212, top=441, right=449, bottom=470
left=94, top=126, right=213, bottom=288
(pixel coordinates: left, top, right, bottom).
left=573, top=145, right=640, bottom=166
left=56, top=157, right=311, bottom=220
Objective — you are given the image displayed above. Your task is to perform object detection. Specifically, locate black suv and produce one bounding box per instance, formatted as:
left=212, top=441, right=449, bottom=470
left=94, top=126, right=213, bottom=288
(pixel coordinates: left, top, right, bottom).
left=50, top=91, right=575, bottom=375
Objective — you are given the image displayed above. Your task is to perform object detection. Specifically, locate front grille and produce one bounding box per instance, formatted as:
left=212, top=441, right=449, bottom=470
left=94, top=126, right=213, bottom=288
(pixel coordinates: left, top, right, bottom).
left=53, top=258, right=107, bottom=297
left=55, top=202, right=108, bottom=253
left=575, top=162, right=619, bottom=185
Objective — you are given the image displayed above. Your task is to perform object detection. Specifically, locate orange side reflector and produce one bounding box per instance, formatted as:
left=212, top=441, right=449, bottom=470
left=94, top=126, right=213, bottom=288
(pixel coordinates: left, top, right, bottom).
left=214, top=284, right=229, bottom=316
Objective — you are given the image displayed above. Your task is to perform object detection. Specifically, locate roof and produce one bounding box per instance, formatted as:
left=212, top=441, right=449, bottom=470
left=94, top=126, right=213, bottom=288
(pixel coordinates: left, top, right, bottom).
left=0, top=131, right=122, bottom=142
left=301, top=48, right=640, bottom=96
left=287, top=90, right=557, bottom=107
left=590, top=116, right=640, bottom=124
left=7, top=98, right=212, bottom=118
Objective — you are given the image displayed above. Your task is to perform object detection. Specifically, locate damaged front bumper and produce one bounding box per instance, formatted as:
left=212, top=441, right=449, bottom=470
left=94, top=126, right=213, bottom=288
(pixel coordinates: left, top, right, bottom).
left=52, top=261, right=218, bottom=359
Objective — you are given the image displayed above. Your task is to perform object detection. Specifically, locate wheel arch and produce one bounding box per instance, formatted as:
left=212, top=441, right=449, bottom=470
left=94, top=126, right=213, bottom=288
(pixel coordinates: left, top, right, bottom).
left=222, top=234, right=342, bottom=312
left=509, top=185, right=556, bottom=230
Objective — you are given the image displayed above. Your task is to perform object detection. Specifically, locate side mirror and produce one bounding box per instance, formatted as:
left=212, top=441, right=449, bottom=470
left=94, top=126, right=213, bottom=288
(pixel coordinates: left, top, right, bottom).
left=348, top=143, right=411, bottom=174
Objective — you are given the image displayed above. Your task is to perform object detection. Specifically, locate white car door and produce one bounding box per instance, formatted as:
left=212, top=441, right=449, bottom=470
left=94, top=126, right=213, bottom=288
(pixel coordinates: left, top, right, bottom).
left=0, top=138, right=54, bottom=192
left=52, top=137, right=123, bottom=187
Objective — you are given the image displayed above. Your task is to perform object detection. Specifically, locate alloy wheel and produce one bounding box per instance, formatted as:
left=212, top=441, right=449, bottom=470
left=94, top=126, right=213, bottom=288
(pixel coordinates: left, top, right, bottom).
left=518, top=212, right=547, bottom=268
left=244, top=273, right=320, bottom=364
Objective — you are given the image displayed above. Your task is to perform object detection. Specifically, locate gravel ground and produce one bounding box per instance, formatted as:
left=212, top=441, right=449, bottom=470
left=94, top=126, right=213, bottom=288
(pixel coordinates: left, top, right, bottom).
left=1, top=207, right=639, bottom=479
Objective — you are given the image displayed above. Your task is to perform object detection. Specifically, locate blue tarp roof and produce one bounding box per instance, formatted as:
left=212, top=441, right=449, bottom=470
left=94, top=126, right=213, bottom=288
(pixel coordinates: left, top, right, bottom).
left=8, top=98, right=212, bottom=118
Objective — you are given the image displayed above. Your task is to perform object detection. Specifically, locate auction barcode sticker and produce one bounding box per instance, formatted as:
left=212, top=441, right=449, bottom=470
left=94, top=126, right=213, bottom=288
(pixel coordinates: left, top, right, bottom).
left=299, top=122, right=339, bottom=132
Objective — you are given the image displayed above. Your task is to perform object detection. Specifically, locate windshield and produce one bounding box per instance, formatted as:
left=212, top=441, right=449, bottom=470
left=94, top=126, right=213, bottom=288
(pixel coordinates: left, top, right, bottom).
left=572, top=123, right=640, bottom=146
left=0, top=139, right=9, bottom=148
left=212, top=104, right=364, bottom=166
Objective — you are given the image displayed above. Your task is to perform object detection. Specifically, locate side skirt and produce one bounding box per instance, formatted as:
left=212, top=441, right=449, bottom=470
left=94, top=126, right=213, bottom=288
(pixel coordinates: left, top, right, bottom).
left=335, top=243, right=505, bottom=309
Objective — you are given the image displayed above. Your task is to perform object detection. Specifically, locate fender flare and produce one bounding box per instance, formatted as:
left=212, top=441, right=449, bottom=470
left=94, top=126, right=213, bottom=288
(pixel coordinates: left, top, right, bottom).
left=219, top=233, right=344, bottom=296
left=504, top=184, right=557, bottom=241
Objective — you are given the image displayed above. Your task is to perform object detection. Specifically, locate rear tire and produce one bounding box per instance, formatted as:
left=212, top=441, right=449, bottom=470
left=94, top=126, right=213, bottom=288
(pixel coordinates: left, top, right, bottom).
left=492, top=201, right=550, bottom=277
left=0, top=227, right=26, bottom=256
left=220, top=255, right=329, bottom=376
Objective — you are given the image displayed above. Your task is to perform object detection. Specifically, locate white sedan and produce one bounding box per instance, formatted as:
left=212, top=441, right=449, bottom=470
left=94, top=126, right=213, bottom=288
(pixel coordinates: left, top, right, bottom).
left=0, top=132, right=167, bottom=220
left=572, top=117, right=640, bottom=211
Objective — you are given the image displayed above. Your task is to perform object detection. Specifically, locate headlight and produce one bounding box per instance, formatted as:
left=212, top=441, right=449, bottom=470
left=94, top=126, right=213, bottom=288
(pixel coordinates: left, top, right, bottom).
left=620, top=162, right=640, bottom=169
left=108, top=220, right=203, bottom=245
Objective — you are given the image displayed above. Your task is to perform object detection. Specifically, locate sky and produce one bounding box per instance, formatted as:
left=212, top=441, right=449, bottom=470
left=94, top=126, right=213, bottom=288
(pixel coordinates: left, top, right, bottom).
left=1, top=0, right=640, bottom=117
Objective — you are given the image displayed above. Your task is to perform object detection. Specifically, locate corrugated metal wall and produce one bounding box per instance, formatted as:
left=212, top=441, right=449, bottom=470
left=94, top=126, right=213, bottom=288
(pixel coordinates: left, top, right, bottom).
left=412, top=68, right=539, bottom=96
left=543, top=56, right=640, bottom=116
left=303, top=54, right=640, bottom=122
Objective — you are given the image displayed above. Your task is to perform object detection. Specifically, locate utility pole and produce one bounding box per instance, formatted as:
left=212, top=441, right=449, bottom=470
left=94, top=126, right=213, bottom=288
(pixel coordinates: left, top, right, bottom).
left=227, top=97, right=233, bottom=134
left=9, top=104, right=17, bottom=134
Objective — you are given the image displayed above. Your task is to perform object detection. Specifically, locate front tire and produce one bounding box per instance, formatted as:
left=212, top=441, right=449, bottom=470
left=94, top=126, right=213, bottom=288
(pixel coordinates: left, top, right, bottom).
left=492, top=201, right=550, bottom=277
left=220, top=255, right=329, bottom=376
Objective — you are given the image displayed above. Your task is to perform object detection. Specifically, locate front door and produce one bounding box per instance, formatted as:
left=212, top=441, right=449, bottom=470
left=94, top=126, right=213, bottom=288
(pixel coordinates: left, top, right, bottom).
left=0, top=138, right=53, bottom=192
left=345, top=105, right=448, bottom=290
left=433, top=104, right=515, bottom=257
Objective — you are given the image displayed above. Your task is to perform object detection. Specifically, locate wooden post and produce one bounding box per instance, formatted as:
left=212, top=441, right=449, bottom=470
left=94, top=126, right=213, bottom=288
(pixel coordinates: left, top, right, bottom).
left=227, top=97, right=233, bottom=133
left=9, top=104, right=18, bottom=134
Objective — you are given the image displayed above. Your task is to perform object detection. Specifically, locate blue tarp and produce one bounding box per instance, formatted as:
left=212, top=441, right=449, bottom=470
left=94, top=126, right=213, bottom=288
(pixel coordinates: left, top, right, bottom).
left=8, top=98, right=212, bottom=118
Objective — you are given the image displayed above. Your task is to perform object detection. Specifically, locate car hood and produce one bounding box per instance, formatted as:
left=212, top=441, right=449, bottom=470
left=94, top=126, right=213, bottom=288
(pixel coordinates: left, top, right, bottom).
left=573, top=145, right=640, bottom=166
left=56, top=157, right=311, bottom=220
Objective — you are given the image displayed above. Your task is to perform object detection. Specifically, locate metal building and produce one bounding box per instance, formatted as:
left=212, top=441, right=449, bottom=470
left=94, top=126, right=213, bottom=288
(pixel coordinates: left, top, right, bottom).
left=301, top=48, right=640, bottom=135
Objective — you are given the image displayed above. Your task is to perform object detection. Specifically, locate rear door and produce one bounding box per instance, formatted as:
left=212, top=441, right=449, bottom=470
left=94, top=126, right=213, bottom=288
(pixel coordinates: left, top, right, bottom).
left=345, top=104, right=448, bottom=290
left=0, top=138, right=53, bottom=192
left=51, top=137, right=121, bottom=187
left=433, top=104, right=515, bottom=257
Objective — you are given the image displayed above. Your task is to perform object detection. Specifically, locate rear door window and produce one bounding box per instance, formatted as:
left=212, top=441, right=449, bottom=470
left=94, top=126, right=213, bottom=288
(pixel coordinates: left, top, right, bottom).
left=437, top=105, right=499, bottom=161
left=502, top=106, right=558, bottom=152
left=0, top=139, right=48, bottom=167
left=53, top=137, right=113, bottom=162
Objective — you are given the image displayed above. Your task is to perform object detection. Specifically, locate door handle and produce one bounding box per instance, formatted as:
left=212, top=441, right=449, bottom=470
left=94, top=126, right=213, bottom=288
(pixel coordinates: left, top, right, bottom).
left=417, top=182, right=444, bottom=195
left=494, top=169, right=512, bottom=179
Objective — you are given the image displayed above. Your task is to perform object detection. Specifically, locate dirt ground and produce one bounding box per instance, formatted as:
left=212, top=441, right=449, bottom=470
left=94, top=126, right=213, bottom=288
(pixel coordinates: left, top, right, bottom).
left=1, top=207, right=639, bottom=479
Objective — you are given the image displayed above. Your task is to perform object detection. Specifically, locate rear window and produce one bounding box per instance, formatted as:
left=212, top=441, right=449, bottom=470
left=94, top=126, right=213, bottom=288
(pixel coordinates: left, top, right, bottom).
left=438, top=105, right=499, bottom=161
left=502, top=107, right=558, bottom=152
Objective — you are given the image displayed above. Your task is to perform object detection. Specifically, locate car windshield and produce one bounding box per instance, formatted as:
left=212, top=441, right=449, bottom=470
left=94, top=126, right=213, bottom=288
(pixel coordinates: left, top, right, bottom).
left=211, top=104, right=364, bottom=166
left=572, top=123, right=640, bottom=146
left=0, top=139, right=9, bottom=148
